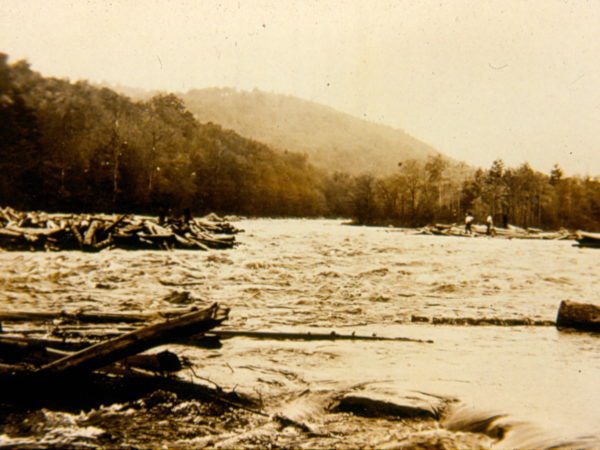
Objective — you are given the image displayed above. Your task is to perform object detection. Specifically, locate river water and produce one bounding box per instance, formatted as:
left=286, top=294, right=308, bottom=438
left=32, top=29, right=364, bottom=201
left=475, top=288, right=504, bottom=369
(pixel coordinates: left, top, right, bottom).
left=1, top=218, right=599, bottom=445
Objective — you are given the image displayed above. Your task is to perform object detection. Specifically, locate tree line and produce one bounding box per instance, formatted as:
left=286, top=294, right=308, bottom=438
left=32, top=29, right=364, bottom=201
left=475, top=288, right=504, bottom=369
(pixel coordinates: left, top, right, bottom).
left=1, top=53, right=599, bottom=231
left=345, top=157, right=600, bottom=231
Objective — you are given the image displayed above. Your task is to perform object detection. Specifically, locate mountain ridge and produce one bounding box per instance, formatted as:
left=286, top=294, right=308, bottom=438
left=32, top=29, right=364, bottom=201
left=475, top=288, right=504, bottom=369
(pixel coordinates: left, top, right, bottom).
left=178, top=87, right=445, bottom=176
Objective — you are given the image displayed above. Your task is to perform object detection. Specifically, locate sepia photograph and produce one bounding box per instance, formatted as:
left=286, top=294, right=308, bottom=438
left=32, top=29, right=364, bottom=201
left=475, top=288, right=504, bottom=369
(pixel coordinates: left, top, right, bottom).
left=0, top=0, right=599, bottom=447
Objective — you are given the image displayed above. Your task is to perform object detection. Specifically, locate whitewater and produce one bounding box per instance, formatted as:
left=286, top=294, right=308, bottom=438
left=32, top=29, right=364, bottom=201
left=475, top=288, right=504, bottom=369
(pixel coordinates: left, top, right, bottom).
left=1, top=218, right=599, bottom=446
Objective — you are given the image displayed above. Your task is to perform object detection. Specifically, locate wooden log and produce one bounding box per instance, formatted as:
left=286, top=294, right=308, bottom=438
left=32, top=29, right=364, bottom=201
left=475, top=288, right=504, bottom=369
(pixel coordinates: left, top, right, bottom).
left=93, top=236, right=114, bottom=250
left=0, top=228, right=22, bottom=237
left=143, top=220, right=172, bottom=235
left=0, top=308, right=197, bottom=324
left=556, top=300, right=600, bottom=332
left=4, top=225, right=64, bottom=237
left=68, top=220, right=84, bottom=249
left=38, top=303, right=227, bottom=375
left=183, top=236, right=210, bottom=251
left=32, top=328, right=223, bottom=349
left=83, top=220, right=102, bottom=246
left=209, top=330, right=433, bottom=343
left=195, top=235, right=235, bottom=249
left=173, top=233, right=199, bottom=249
left=104, top=214, right=128, bottom=234
left=0, top=335, right=91, bottom=351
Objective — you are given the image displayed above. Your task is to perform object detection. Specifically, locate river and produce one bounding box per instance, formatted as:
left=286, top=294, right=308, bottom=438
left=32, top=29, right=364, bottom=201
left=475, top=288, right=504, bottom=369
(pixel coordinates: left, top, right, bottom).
left=1, top=218, right=599, bottom=446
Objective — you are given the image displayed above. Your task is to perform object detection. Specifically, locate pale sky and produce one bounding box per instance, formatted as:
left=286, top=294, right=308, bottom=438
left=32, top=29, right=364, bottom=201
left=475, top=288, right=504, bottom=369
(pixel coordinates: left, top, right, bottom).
left=1, top=0, right=599, bottom=176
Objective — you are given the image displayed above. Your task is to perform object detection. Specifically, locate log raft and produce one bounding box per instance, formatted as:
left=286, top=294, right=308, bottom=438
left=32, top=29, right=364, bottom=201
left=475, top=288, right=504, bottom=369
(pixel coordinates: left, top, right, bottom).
left=417, top=223, right=573, bottom=240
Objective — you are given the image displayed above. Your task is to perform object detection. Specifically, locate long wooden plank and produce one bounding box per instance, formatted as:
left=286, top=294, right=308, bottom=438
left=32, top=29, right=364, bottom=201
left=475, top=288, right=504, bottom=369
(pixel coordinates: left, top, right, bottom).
left=38, top=303, right=227, bottom=375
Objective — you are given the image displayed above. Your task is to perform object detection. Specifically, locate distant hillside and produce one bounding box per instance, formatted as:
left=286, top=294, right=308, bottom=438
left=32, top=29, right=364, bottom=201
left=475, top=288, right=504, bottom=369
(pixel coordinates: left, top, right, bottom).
left=179, top=88, right=444, bottom=176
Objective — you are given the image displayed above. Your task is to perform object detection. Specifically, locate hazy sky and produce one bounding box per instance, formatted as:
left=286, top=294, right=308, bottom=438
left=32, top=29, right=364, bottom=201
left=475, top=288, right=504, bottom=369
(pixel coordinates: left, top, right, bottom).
left=1, top=0, right=599, bottom=175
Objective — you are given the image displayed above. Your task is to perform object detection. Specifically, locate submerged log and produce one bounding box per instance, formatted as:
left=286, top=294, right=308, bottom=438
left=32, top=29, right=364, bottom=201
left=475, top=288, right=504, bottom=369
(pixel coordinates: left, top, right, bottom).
left=38, top=303, right=228, bottom=376
left=121, top=350, right=182, bottom=374
left=556, top=300, right=600, bottom=332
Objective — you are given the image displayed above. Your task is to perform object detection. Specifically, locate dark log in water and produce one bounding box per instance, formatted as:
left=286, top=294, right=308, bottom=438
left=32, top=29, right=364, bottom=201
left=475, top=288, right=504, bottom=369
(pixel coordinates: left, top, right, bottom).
left=120, top=350, right=182, bottom=374
left=556, top=300, right=600, bottom=332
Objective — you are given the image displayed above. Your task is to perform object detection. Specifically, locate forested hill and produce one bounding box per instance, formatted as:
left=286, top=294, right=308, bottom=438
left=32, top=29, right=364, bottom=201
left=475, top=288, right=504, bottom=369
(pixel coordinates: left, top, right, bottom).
left=179, top=88, right=443, bottom=176
left=3, top=53, right=599, bottom=230
left=0, top=54, right=327, bottom=216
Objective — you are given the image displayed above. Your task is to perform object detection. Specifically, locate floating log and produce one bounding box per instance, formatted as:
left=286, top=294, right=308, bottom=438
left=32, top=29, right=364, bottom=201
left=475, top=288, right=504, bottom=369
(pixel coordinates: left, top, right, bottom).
left=38, top=303, right=228, bottom=376
left=556, top=300, right=600, bottom=332
left=209, top=330, right=433, bottom=344
left=0, top=308, right=197, bottom=324
left=47, top=329, right=223, bottom=349
left=411, top=316, right=555, bottom=327
left=0, top=335, right=91, bottom=352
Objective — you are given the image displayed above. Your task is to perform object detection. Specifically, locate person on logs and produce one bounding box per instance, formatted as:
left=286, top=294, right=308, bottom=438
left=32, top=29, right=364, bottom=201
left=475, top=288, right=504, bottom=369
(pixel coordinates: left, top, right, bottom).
left=465, top=211, right=475, bottom=235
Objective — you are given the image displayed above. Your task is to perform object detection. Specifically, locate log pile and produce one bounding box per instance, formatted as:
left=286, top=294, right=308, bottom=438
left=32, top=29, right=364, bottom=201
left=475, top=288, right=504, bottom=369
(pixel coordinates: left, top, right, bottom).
left=0, top=303, right=230, bottom=408
left=0, top=207, right=241, bottom=251
left=417, top=222, right=573, bottom=240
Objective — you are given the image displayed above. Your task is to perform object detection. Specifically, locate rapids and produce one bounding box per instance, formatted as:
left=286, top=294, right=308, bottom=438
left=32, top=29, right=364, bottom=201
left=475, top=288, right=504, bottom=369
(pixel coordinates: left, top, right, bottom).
left=1, top=218, right=599, bottom=446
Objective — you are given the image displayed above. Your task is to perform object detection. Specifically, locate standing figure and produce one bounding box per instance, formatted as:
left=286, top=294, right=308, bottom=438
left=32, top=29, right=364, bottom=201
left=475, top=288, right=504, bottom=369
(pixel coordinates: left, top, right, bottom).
left=183, top=207, right=192, bottom=223
left=158, top=206, right=167, bottom=225
left=486, top=214, right=494, bottom=235
left=465, top=211, right=475, bottom=234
